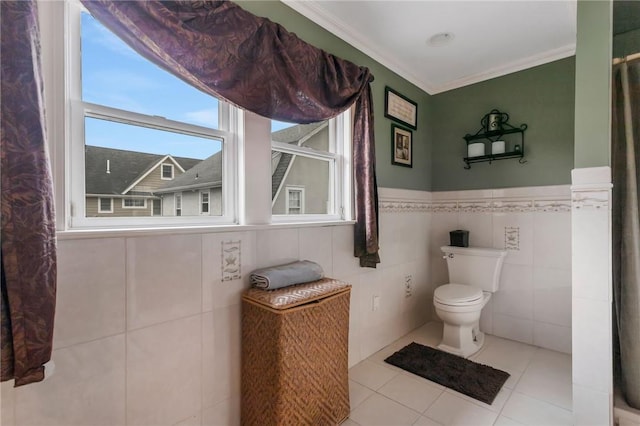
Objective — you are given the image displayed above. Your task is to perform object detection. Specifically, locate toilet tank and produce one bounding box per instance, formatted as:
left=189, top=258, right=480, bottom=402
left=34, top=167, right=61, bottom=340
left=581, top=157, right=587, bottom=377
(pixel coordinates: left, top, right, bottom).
left=441, top=246, right=507, bottom=292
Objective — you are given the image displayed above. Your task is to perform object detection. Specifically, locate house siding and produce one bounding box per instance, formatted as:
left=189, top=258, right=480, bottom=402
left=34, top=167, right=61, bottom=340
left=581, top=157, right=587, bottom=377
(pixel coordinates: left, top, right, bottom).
left=131, top=161, right=185, bottom=194
left=159, top=188, right=222, bottom=216
left=272, top=127, right=330, bottom=214
left=85, top=196, right=155, bottom=217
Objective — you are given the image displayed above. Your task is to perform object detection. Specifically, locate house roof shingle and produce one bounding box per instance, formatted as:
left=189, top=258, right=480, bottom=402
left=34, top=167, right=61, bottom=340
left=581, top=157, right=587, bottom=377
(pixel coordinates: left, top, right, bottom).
left=85, top=146, right=201, bottom=195
left=86, top=120, right=326, bottom=198
left=271, top=121, right=325, bottom=144
left=155, top=151, right=223, bottom=193
left=270, top=121, right=328, bottom=200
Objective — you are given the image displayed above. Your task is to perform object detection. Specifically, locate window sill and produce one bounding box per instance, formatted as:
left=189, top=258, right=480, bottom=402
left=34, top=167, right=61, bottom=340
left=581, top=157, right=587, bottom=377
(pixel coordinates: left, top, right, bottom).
left=56, top=220, right=356, bottom=240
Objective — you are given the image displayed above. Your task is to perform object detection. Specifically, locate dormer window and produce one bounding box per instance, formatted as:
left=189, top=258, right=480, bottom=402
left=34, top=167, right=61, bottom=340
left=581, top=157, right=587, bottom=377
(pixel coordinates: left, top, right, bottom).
left=161, top=164, right=174, bottom=180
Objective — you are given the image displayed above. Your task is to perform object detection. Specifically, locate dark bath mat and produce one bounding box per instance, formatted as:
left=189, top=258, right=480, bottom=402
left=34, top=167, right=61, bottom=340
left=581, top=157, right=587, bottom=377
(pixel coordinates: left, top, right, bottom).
left=384, top=342, right=509, bottom=405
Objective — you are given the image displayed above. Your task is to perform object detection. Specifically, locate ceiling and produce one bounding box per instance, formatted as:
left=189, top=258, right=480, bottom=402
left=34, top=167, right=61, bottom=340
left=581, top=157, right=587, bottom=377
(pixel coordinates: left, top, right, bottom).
left=283, top=1, right=577, bottom=95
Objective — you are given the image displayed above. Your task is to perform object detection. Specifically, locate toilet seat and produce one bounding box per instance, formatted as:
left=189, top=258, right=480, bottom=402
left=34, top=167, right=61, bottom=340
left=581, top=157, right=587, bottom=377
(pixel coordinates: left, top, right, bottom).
left=434, top=284, right=482, bottom=306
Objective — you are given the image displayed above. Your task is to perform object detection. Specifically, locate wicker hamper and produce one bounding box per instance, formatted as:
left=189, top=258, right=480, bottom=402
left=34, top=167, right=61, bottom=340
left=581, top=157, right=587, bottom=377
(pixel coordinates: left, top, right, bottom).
left=241, top=278, right=351, bottom=426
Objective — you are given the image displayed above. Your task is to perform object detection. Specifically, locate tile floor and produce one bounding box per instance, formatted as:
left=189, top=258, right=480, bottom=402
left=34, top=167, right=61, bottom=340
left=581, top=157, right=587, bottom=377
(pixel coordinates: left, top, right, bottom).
left=345, top=322, right=572, bottom=426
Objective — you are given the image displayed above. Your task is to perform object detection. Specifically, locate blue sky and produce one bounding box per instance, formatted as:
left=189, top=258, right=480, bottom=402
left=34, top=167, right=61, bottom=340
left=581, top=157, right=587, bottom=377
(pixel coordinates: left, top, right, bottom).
left=82, top=12, right=293, bottom=160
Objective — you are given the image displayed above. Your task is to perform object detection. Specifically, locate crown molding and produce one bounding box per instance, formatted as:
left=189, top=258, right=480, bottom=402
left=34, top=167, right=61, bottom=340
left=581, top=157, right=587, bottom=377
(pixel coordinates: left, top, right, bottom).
left=281, top=0, right=437, bottom=94
left=282, top=0, right=576, bottom=96
left=430, top=43, right=577, bottom=94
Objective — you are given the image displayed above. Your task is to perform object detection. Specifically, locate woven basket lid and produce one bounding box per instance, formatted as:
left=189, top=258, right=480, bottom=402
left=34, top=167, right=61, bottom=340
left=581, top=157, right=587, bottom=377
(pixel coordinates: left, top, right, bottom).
left=243, top=278, right=351, bottom=310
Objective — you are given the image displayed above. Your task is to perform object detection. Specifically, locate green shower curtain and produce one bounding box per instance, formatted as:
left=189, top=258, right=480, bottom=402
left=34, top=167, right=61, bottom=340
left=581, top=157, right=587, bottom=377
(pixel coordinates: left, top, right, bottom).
left=612, top=57, right=640, bottom=410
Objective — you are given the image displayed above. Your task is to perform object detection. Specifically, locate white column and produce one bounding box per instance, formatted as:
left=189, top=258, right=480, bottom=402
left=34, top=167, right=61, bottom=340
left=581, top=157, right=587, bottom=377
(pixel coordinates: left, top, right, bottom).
left=239, top=111, right=272, bottom=225
left=571, top=166, right=613, bottom=426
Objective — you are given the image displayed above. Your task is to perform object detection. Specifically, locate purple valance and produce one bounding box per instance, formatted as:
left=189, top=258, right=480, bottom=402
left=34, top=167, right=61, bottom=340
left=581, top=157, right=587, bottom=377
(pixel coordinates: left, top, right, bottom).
left=1, top=0, right=57, bottom=386
left=81, top=0, right=380, bottom=266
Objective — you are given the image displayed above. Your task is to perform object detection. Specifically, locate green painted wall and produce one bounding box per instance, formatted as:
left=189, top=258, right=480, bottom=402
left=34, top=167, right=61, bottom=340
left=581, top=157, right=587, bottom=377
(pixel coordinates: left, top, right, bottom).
left=430, top=58, right=576, bottom=191
left=574, top=0, right=612, bottom=168
left=613, top=28, right=640, bottom=58
left=238, top=1, right=433, bottom=191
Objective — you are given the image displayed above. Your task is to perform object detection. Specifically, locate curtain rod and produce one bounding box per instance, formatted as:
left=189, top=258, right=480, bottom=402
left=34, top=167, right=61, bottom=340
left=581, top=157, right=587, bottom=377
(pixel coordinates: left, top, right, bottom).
left=613, top=51, right=640, bottom=65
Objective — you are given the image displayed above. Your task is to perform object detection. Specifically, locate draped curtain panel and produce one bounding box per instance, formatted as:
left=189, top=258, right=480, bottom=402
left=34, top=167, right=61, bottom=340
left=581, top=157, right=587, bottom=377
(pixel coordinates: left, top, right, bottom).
left=1, top=0, right=57, bottom=386
left=612, top=58, right=640, bottom=409
left=81, top=0, right=380, bottom=266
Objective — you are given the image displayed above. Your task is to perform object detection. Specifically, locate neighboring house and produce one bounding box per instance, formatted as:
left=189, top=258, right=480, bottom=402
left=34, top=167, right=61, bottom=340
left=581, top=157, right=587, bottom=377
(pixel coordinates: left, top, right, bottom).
left=86, top=121, right=327, bottom=219
left=84, top=145, right=201, bottom=217
left=155, top=151, right=223, bottom=216
left=271, top=121, right=330, bottom=215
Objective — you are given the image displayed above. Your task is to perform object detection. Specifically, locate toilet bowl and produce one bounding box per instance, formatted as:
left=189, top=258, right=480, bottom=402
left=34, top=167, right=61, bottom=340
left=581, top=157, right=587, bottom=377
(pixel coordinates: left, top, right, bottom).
left=434, top=246, right=507, bottom=358
left=434, top=284, right=490, bottom=357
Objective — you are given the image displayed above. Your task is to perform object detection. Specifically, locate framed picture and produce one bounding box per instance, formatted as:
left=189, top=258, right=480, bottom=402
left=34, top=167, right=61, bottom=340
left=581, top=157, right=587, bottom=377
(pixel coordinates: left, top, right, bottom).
left=391, top=124, right=412, bottom=168
left=384, top=86, right=418, bottom=130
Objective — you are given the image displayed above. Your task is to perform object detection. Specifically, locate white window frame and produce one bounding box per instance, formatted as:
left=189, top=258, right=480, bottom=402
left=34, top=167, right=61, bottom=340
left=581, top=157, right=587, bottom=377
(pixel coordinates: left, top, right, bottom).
left=285, top=186, right=305, bottom=214
left=98, top=197, right=113, bottom=213
left=271, top=112, right=351, bottom=223
left=200, top=190, right=210, bottom=214
left=122, top=198, right=147, bottom=209
left=40, top=1, right=353, bottom=232
left=161, top=164, right=174, bottom=180
left=63, top=0, right=239, bottom=229
left=175, top=193, right=182, bottom=217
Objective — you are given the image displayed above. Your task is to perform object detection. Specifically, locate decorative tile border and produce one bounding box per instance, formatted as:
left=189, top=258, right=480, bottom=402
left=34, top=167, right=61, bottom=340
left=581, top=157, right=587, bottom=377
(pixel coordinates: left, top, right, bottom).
left=221, top=240, right=241, bottom=281
left=379, top=195, right=571, bottom=213
left=493, top=200, right=535, bottom=213
left=431, top=202, right=458, bottom=213
left=458, top=201, right=492, bottom=213
left=572, top=191, right=610, bottom=211
left=378, top=201, right=430, bottom=213
left=534, top=200, right=573, bottom=212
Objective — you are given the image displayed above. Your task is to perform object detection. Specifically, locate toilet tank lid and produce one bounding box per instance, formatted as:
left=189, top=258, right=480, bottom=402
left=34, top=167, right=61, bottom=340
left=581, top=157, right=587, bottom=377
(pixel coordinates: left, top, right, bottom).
left=434, top=284, right=483, bottom=303
left=440, top=246, right=507, bottom=258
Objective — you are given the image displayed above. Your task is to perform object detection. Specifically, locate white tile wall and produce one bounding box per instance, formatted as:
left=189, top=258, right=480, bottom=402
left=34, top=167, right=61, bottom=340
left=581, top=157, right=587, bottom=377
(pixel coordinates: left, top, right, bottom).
left=429, top=185, right=572, bottom=352
left=126, top=315, right=201, bottom=426
left=54, top=238, right=126, bottom=349
left=15, top=334, right=126, bottom=426
left=571, top=166, right=614, bottom=426
left=4, top=189, right=431, bottom=425
left=126, top=234, right=202, bottom=331
left=3, top=185, right=581, bottom=425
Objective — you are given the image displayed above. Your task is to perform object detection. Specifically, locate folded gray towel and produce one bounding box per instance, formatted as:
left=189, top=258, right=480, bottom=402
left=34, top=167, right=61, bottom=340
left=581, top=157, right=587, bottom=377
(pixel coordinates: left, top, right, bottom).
left=250, top=260, right=324, bottom=290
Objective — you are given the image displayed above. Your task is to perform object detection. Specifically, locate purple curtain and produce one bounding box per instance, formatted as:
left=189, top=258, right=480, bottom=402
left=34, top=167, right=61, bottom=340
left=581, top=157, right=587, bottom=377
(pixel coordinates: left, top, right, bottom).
left=1, top=0, right=57, bottom=386
left=81, top=0, right=380, bottom=266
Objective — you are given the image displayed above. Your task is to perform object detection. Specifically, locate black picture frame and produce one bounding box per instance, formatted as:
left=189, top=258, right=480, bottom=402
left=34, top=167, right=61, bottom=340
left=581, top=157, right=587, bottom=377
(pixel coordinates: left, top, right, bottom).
left=384, top=86, right=418, bottom=130
left=391, top=124, right=412, bottom=168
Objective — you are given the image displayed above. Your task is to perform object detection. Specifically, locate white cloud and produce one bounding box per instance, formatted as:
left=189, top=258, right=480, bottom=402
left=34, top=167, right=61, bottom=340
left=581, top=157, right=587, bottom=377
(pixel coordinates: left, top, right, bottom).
left=183, top=108, right=219, bottom=127
left=88, top=16, right=141, bottom=61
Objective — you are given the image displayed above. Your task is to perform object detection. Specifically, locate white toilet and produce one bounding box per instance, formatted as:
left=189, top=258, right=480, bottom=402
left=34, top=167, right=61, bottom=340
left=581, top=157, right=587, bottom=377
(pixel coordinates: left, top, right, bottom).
left=434, top=245, right=507, bottom=358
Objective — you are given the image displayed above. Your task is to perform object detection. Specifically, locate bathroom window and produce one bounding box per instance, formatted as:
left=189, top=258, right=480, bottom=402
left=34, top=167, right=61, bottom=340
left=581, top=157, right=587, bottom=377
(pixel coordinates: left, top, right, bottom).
left=270, top=114, right=351, bottom=222
left=65, top=1, right=238, bottom=228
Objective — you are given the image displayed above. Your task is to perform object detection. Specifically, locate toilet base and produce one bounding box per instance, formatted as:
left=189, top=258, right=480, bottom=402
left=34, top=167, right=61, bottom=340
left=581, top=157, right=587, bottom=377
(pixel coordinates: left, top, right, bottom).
left=437, top=321, right=485, bottom=358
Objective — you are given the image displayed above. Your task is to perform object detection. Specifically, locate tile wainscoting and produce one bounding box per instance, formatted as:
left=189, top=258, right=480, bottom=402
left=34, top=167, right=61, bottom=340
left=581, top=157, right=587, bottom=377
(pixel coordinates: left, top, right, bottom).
left=0, top=190, right=432, bottom=426
left=427, top=185, right=573, bottom=354
left=0, top=185, right=575, bottom=426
